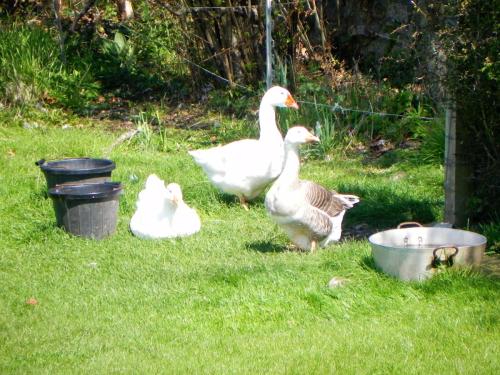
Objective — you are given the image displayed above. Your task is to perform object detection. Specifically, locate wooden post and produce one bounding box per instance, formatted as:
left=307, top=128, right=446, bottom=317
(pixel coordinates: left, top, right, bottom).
left=444, top=103, right=472, bottom=227
left=265, top=0, right=273, bottom=89
left=52, top=0, right=66, bottom=64
left=116, top=0, right=134, bottom=21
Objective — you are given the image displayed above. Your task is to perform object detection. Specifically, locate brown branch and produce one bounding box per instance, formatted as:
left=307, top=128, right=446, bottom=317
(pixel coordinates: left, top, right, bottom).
left=150, top=0, right=188, bottom=17
left=306, top=0, right=326, bottom=52
left=70, top=0, right=97, bottom=33
left=52, top=0, right=66, bottom=64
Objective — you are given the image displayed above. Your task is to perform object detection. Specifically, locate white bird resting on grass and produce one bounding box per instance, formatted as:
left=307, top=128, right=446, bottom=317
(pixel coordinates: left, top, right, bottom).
left=130, top=174, right=201, bottom=239
left=188, top=86, right=299, bottom=210
left=265, top=126, right=360, bottom=252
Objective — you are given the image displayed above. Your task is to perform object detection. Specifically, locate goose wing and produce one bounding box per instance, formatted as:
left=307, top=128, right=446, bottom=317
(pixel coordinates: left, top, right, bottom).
left=295, top=181, right=360, bottom=239
left=300, top=180, right=350, bottom=218
left=189, top=139, right=279, bottom=178
left=279, top=181, right=342, bottom=240
left=189, top=139, right=257, bottom=174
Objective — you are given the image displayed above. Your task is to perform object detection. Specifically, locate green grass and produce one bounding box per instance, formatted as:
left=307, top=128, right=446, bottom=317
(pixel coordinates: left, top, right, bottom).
left=0, top=121, right=499, bottom=374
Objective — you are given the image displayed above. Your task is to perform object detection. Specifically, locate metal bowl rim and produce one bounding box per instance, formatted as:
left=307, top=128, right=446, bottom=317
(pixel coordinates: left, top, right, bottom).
left=368, top=227, right=487, bottom=249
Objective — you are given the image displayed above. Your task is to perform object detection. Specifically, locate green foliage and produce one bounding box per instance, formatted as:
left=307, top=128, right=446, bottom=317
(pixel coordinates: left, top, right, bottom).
left=273, top=75, right=439, bottom=160
left=413, top=119, right=445, bottom=164
left=206, top=88, right=257, bottom=118
left=478, top=220, right=500, bottom=254
left=96, top=30, right=139, bottom=88
left=101, top=31, right=136, bottom=71
left=0, top=22, right=100, bottom=110
left=89, top=1, right=189, bottom=97
left=131, top=1, right=187, bottom=78
left=130, top=111, right=156, bottom=149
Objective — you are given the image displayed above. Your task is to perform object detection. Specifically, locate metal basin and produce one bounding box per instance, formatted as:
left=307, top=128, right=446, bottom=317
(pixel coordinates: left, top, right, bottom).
left=368, top=223, right=487, bottom=281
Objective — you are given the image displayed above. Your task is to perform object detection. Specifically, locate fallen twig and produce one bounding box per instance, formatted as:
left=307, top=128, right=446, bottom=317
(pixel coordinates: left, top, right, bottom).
left=104, top=128, right=140, bottom=157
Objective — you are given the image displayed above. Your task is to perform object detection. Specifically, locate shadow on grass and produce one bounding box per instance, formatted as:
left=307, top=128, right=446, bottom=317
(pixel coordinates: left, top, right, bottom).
left=360, top=255, right=385, bottom=275
left=32, top=188, right=49, bottom=199
left=217, top=193, right=265, bottom=209
left=334, top=182, right=440, bottom=232
left=245, top=240, right=289, bottom=253
left=218, top=193, right=239, bottom=206
left=363, top=148, right=434, bottom=169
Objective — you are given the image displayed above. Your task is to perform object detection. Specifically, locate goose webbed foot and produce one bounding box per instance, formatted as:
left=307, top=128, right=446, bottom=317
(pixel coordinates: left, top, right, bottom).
left=239, top=196, right=250, bottom=211
left=310, top=240, right=317, bottom=253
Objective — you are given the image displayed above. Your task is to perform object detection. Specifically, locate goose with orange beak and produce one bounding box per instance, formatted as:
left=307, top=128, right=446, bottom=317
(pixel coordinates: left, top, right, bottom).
left=189, top=86, right=298, bottom=210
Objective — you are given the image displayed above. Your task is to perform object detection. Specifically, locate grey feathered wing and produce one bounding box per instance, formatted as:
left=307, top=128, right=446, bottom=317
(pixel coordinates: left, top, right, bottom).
left=295, top=180, right=355, bottom=240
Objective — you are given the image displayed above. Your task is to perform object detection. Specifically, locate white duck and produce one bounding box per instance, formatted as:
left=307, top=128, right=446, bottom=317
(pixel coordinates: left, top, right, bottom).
left=130, top=174, right=201, bottom=239
left=265, top=126, right=360, bottom=252
left=188, top=86, right=299, bottom=209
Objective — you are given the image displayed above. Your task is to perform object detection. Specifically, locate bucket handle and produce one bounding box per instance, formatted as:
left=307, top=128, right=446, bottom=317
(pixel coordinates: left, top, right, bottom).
left=35, top=159, right=46, bottom=166
left=431, top=245, right=459, bottom=268
left=397, top=221, right=423, bottom=229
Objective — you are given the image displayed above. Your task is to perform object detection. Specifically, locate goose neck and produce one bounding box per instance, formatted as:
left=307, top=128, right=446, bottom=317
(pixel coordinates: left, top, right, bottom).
left=258, top=102, right=281, bottom=142
left=277, top=143, right=301, bottom=186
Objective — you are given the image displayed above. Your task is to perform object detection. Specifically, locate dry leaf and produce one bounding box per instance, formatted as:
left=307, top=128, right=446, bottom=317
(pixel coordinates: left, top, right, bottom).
left=26, top=297, right=38, bottom=305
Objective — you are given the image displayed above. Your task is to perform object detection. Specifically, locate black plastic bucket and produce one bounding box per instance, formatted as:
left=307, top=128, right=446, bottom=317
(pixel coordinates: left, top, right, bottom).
left=48, top=182, right=123, bottom=239
left=36, top=158, right=116, bottom=189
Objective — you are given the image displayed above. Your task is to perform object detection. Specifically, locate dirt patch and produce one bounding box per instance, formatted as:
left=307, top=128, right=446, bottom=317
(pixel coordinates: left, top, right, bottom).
left=85, top=96, right=210, bottom=132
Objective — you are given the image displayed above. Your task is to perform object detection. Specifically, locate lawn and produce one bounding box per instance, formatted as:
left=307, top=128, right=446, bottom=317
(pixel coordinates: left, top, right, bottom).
left=0, top=123, right=498, bottom=374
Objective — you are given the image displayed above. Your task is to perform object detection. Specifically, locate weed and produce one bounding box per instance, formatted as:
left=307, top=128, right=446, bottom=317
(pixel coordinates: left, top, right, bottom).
left=131, top=112, right=155, bottom=149
left=413, top=118, right=446, bottom=164
left=478, top=219, right=500, bottom=254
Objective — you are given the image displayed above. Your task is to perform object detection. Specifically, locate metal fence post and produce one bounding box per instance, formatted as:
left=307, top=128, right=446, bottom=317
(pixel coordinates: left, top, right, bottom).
left=265, top=0, right=273, bottom=89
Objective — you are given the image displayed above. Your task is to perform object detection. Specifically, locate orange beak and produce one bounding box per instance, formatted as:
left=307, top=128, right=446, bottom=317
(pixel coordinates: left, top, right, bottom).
left=285, top=94, right=299, bottom=109
left=306, top=133, right=320, bottom=143
left=172, top=195, right=179, bottom=205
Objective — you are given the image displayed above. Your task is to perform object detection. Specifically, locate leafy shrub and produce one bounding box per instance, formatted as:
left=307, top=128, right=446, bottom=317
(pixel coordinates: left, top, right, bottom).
left=272, top=71, right=438, bottom=159
left=478, top=220, right=500, bottom=254
left=96, top=30, right=138, bottom=88
left=88, top=1, right=189, bottom=98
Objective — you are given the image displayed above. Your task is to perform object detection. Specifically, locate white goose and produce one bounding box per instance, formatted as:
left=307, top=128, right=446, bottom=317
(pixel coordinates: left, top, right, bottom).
left=188, top=86, right=298, bottom=209
left=130, top=174, right=201, bottom=239
left=265, top=126, right=360, bottom=251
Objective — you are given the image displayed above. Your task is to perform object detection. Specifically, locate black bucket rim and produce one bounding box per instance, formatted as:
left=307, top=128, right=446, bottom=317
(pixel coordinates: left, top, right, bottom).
left=36, top=158, right=116, bottom=175
left=48, top=182, right=123, bottom=200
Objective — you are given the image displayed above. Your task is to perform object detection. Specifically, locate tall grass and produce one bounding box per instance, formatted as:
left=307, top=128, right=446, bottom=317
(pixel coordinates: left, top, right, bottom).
left=0, top=24, right=57, bottom=105
left=0, top=23, right=99, bottom=110
left=270, top=69, right=445, bottom=161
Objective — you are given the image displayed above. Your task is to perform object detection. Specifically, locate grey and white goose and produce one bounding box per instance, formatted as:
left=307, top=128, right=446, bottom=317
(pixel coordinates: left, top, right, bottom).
left=265, top=126, right=360, bottom=251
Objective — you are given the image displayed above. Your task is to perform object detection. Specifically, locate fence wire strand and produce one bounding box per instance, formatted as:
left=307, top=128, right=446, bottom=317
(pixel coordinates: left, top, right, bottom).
left=184, top=2, right=302, bottom=11
left=181, top=55, right=438, bottom=122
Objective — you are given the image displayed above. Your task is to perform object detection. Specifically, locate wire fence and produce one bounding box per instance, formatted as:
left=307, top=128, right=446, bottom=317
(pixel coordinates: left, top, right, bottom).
left=173, top=1, right=440, bottom=122
left=181, top=55, right=438, bottom=121
left=181, top=1, right=303, bottom=11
